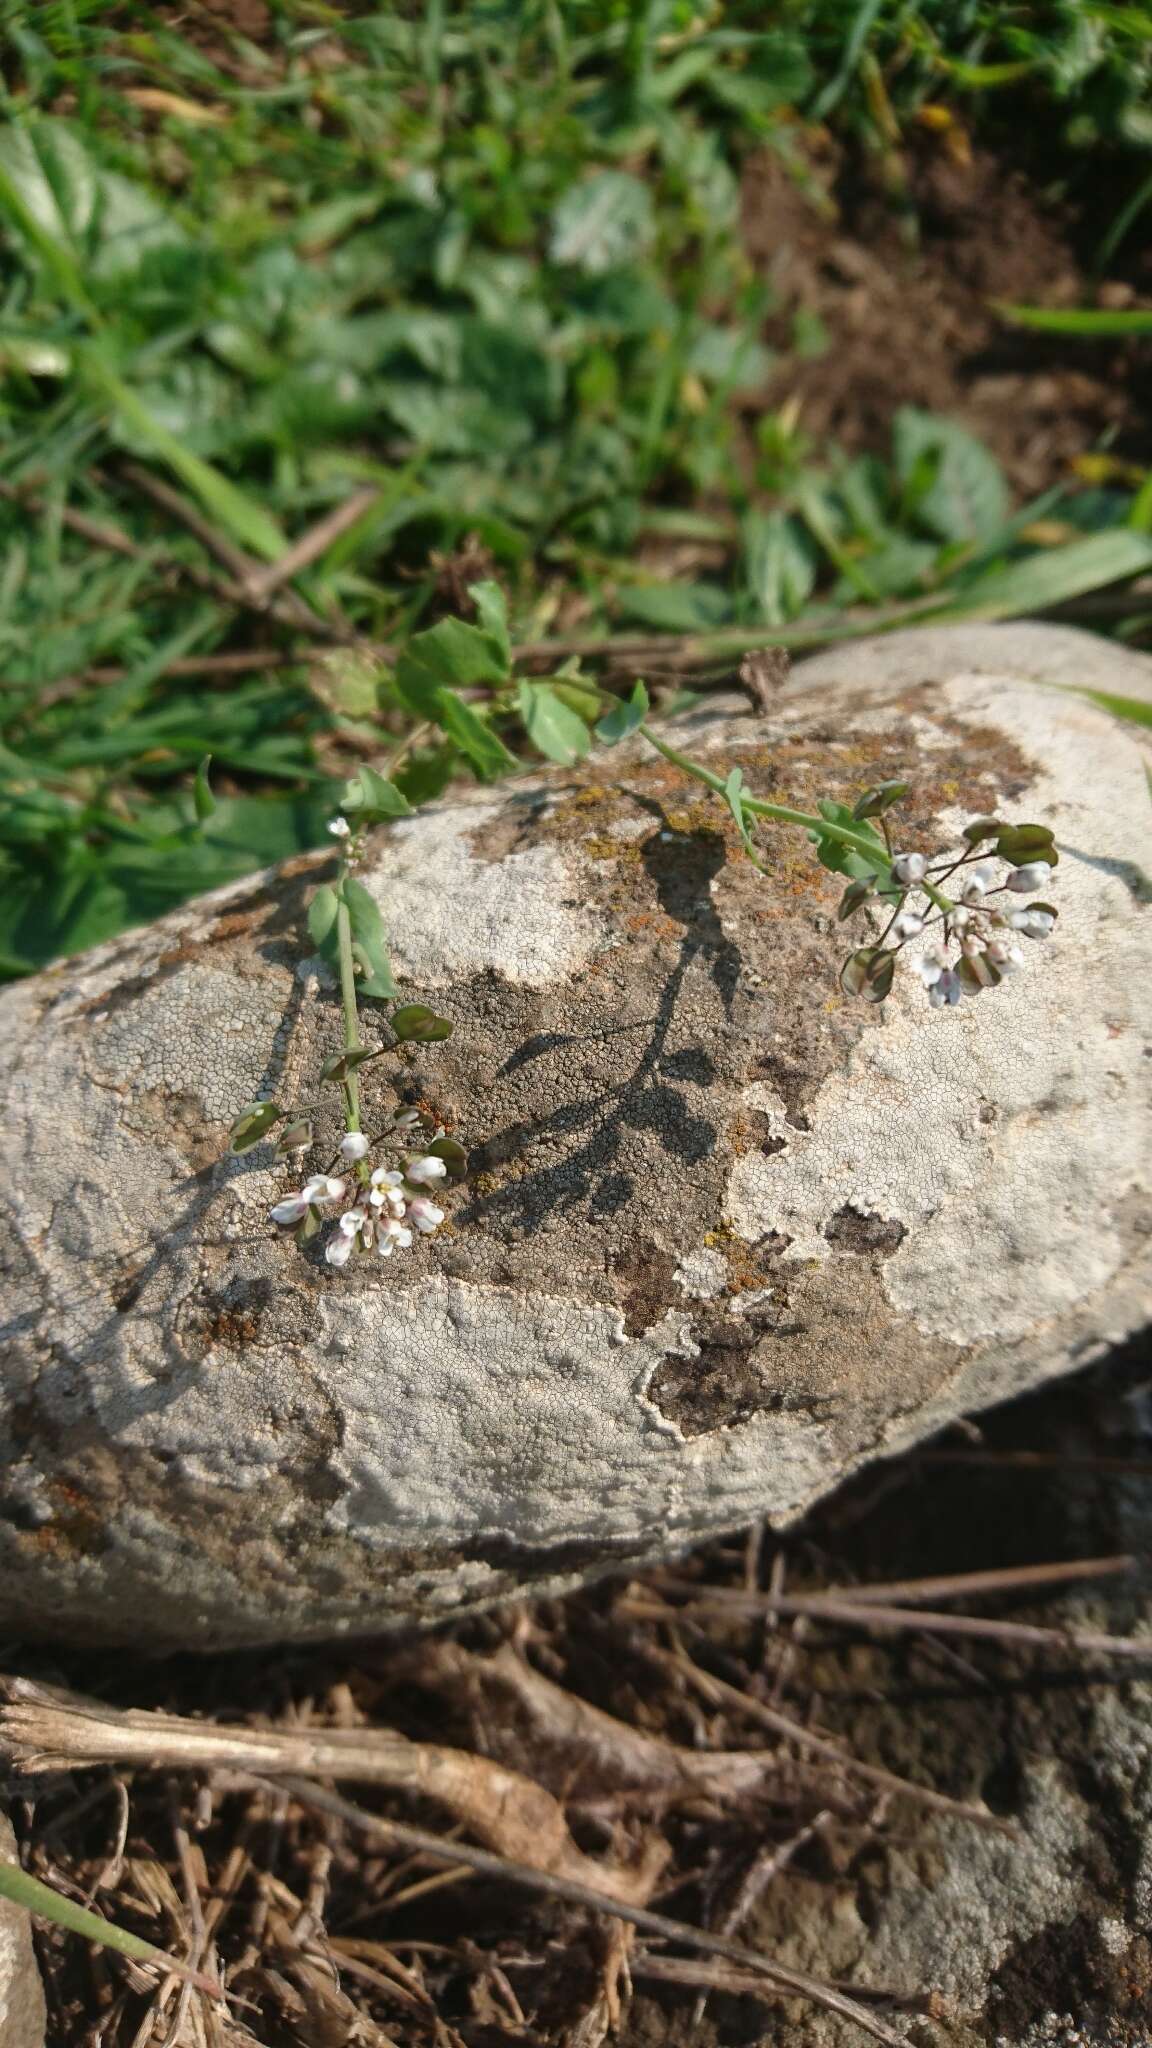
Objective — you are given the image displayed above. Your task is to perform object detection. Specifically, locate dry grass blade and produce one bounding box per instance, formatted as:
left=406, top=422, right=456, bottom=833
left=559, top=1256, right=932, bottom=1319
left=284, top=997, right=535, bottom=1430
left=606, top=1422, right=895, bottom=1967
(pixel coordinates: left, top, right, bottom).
left=411, top=1641, right=778, bottom=1801
left=630, top=1952, right=946, bottom=2018
left=241, top=487, right=382, bottom=601
left=769, top=1554, right=1134, bottom=1607
left=661, top=1593, right=1152, bottom=1657
left=263, top=1772, right=913, bottom=2046
left=0, top=1677, right=660, bottom=1905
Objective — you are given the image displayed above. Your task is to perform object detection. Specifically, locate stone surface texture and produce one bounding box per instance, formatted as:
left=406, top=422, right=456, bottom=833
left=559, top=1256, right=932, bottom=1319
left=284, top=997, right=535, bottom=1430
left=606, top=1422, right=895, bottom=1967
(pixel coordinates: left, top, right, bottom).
left=0, top=622, right=1149, bottom=1647
left=0, top=1814, right=46, bottom=2048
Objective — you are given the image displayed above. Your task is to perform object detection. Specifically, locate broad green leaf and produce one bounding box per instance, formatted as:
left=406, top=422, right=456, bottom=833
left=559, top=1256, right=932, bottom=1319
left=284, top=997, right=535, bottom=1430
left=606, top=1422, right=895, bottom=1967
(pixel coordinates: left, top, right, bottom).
left=595, top=679, right=649, bottom=746
left=427, top=1133, right=468, bottom=1179
left=894, top=408, right=1009, bottom=546
left=809, top=802, right=890, bottom=884
left=516, top=681, right=592, bottom=767
left=550, top=171, right=655, bottom=275
left=0, top=118, right=185, bottom=283
left=308, top=884, right=340, bottom=958
left=341, top=766, right=412, bottom=821
left=229, top=1099, right=282, bottom=1154
left=615, top=583, right=731, bottom=632
left=343, top=877, right=397, bottom=1000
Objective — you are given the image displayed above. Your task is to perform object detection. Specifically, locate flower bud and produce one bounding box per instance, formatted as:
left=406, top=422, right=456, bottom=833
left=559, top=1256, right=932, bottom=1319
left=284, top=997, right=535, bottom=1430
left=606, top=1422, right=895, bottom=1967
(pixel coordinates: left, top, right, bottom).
left=406, top=1154, right=448, bottom=1185
left=340, top=1131, right=370, bottom=1161
left=1006, top=861, right=1054, bottom=893
left=891, top=851, right=927, bottom=885
left=1008, top=908, right=1055, bottom=940
left=893, top=911, right=924, bottom=940
left=408, top=1197, right=445, bottom=1234
left=328, top=816, right=351, bottom=839
left=325, top=1231, right=355, bottom=1267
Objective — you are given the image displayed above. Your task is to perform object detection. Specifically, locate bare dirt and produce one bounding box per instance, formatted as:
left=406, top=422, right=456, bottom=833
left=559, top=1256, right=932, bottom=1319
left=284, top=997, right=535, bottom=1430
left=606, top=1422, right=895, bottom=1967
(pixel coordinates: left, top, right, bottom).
left=742, top=140, right=1152, bottom=500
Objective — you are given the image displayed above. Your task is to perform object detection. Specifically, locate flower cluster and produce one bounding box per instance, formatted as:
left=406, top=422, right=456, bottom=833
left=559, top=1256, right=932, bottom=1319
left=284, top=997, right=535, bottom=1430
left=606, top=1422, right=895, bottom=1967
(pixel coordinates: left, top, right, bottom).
left=839, top=814, right=1059, bottom=1008
left=268, top=1110, right=450, bottom=1268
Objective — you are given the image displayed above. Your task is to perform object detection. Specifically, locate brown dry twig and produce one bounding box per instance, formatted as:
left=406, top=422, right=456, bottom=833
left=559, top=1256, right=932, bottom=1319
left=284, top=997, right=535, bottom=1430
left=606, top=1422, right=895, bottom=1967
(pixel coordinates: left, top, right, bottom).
left=0, top=1677, right=662, bottom=1907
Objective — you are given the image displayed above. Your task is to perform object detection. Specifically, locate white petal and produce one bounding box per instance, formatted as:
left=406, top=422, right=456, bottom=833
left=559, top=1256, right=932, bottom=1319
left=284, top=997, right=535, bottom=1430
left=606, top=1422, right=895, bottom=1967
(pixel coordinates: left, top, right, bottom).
left=304, top=1174, right=346, bottom=1204
left=406, top=1155, right=448, bottom=1185
left=326, top=1231, right=355, bottom=1267
left=338, top=1209, right=364, bottom=1237
left=370, top=1166, right=404, bottom=1187
left=269, top=1193, right=309, bottom=1226
left=340, top=1131, right=370, bottom=1161
left=328, top=816, right=351, bottom=838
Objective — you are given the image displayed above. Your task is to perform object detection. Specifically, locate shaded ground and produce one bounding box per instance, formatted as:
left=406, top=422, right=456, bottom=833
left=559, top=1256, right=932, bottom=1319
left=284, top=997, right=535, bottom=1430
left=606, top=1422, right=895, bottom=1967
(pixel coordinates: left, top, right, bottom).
left=744, top=139, right=1152, bottom=500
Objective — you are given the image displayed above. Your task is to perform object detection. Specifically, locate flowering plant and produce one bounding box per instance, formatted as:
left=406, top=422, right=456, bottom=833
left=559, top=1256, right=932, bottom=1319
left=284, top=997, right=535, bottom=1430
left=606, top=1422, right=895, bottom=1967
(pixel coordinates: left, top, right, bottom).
left=227, top=782, right=463, bottom=1269
left=226, top=595, right=1059, bottom=1272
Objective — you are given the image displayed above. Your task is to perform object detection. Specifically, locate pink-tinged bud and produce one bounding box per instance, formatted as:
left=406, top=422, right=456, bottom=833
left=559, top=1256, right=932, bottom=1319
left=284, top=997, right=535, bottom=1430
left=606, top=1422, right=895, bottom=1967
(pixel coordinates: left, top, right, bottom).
left=325, top=1230, right=356, bottom=1267
left=408, top=1197, right=445, bottom=1234
left=269, top=1193, right=310, bottom=1226
left=406, top=1155, right=448, bottom=1185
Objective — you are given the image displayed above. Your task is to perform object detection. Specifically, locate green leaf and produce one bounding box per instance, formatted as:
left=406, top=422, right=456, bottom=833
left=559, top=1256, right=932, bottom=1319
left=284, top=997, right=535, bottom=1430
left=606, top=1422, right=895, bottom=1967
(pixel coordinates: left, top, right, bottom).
left=595, top=679, right=649, bottom=746
left=229, top=1099, right=282, bottom=1154
left=999, top=303, right=1152, bottom=337
left=319, top=1046, right=380, bottom=1082
left=307, top=884, right=341, bottom=965
left=809, top=802, right=889, bottom=884
left=193, top=755, right=215, bottom=823
left=391, top=1003, right=453, bottom=1043
left=723, top=765, right=764, bottom=868
left=550, top=170, right=655, bottom=275
left=516, top=681, right=593, bottom=767
left=852, top=780, right=908, bottom=821
left=1054, top=686, right=1152, bottom=730
left=615, top=583, right=731, bottom=632
left=995, top=823, right=1059, bottom=868
left=894, top=408, right=1009, bottom=546
left=838, top=879, right=873, bottom=921
left=839, top=947, right=893, bottom=1001
left=468, top=580, right=511, bottom=666
left=395, top=639, right=518, bottom=782
left=0, top=1858, right=207, bottom=1989
left=343, top=877, right=398, bottom=1000
left=744, top=510, right=816, bottom=626
left=427, top=1134, right=468, bottom=1179
left=341, top=765, right=412, bottom=821
left=274, top=1118, right=313, bottom=1160
left=935, top=531, right=1152, bottom=622
left=963, top=816, right=1003, bottom=845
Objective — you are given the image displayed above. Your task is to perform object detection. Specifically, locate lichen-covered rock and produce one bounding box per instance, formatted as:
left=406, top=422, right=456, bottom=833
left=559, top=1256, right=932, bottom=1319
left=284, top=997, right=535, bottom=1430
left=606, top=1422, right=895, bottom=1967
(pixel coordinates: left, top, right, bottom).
left=0, top=622, right=1149, bottom=1648
left=0, top=1815, right=46, bottom=2048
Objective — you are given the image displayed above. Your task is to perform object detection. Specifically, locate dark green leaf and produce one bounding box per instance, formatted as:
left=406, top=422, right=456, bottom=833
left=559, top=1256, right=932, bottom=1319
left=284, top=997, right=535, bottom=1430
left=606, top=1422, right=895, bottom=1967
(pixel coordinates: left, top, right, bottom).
left=838, top=879, right=873, bottom=921
left=307, top=884, right=341, bottom=966
left=995, top=824, right=1059, bottom=867
left=963, top=816, right=1003, bottom=845
left=391, top=1003, right=453, bottom=1043
left=275, top=1118, right=314, bottom=1159
left=468, top=580, right=511, bottom=666
left=319, top=1046, right=380, bottom=1083
left=229, top=1099, right=282, bottom=1154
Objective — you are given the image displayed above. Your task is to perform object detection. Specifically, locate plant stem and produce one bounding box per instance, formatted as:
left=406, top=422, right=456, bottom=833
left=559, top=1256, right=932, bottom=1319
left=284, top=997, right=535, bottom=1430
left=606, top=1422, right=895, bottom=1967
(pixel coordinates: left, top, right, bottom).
left=335, top=883, right=362, bottom=1134
left=636, top=723, right=955, bottom=913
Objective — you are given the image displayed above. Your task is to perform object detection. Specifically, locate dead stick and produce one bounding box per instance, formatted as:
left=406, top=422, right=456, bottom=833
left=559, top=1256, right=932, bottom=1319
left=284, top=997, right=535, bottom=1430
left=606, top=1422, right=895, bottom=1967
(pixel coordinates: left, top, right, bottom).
left=241, top=486, right=382, bottom=601
left=631, top=1953, right=940, bottom=2016
left=662, top=1650, right=1007, bottom=1830
left=658, top=1555, right=1134, bottom=1611
left=658, top=1594, right=1152, bottom=1658
left=257, top=1773, right=909, bottom=2047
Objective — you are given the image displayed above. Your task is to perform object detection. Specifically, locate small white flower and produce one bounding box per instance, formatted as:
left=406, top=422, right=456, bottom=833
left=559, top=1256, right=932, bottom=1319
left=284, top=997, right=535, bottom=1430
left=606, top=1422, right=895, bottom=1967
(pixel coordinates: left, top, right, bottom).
left=892, top=910, right=924, bottom=940
left=407, top=1197, right=444, bottom=1234
left=915, top=950, right=947, bottom=988
left=377, top=1218, right=414, bottom=1257
left=406, top=1154, right=448, bottom=1185
left=325, top=1230, right=356, bottom=1267
left=340, top=1131, right=370, bottom=1162
left=1009, top=907, right=1055, bottom=939
left=328, top=815, right=351, bottom=839
left=927, top=967, right=962, bottom=1009
left=303, top=1175, right=346, bottom=1204
left=338, top=1208, right=365, bottom=1236
left=962, top=862, right=997, bottom=903
left=370, top=1166, right=404, bottom=1187
left=1006, top=861, right=1054, bottom=894
left=269, top=1192, right=311, bottom=1226
left=891, top=851, right=927, bottom=885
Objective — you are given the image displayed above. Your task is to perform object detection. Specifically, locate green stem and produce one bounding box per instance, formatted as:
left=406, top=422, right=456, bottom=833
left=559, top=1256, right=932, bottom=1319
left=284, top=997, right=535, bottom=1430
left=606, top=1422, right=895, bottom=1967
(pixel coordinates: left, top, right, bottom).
left=637, top=722, right=955, bottom=913
left=335, top=884, right=362, bottom=1134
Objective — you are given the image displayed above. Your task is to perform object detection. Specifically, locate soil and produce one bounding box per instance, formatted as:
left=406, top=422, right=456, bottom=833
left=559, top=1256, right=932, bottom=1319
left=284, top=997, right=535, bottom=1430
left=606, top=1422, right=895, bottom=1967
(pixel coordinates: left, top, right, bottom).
left=742, top=140, right=1152, bottom=500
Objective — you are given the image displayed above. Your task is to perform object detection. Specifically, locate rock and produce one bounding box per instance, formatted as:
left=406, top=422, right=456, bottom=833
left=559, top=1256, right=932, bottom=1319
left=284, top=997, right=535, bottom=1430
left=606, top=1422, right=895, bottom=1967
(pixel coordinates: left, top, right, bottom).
left=0, top=1814, right=47, bottom=2048
left=0, top=621, right=1149, bottom=1648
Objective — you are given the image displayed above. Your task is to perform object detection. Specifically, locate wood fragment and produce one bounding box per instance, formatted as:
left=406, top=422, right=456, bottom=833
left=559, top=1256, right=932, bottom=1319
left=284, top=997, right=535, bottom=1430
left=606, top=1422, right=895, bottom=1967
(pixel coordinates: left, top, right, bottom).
left=241, top=487, right=382, bottom=602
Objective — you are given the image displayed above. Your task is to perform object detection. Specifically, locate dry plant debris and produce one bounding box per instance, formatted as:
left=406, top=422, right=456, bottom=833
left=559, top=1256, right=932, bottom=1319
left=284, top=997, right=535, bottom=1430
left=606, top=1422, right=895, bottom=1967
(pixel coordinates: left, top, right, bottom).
left=0, top=1528, right=1145, bottom=2048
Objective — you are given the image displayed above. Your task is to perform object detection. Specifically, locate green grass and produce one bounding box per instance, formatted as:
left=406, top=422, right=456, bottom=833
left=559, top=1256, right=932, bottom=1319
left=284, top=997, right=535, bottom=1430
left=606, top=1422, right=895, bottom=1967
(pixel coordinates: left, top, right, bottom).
left=1, top=0, right=1151, bottom=971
